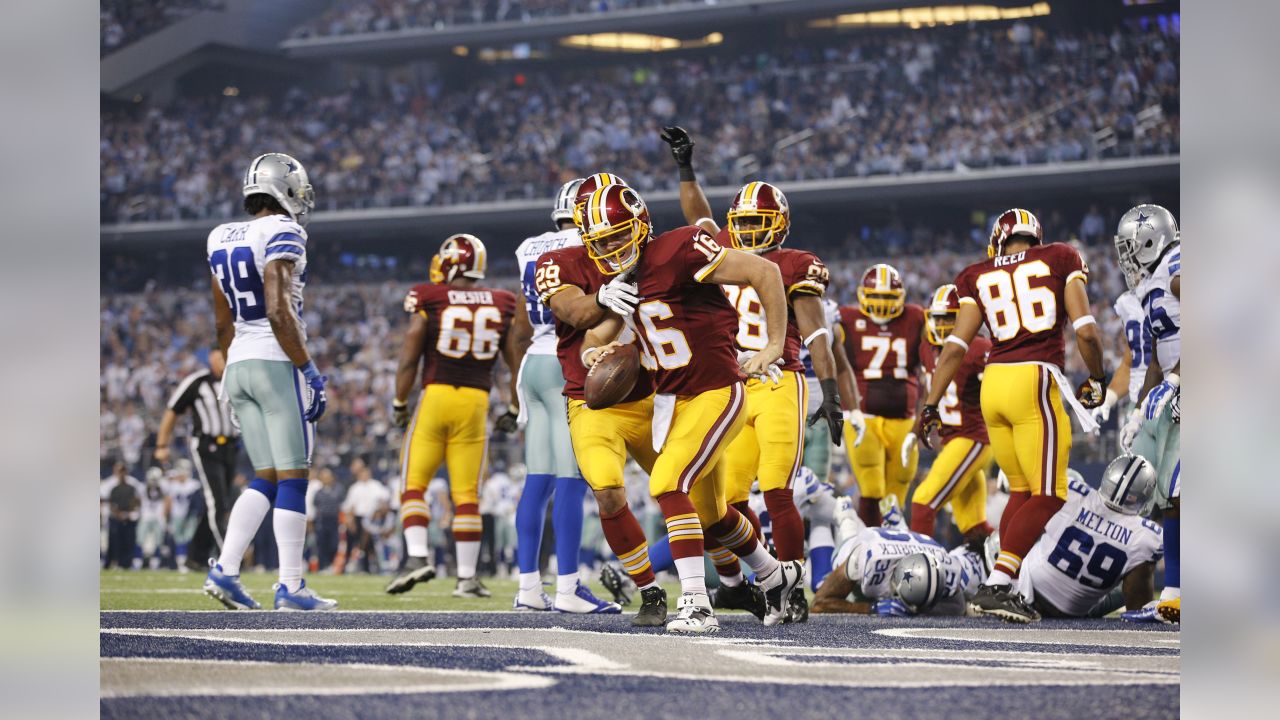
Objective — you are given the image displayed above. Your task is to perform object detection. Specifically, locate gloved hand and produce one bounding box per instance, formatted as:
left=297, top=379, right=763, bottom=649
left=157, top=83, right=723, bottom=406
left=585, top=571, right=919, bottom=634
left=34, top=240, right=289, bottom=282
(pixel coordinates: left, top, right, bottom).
left=298, top=361, right=328, bottom=422
left=738, top=348, right=783, bottom=384
left=845, top=409, right=867, bottom=448
left=807, top=379, right=844, bottom=446
left=1169, top=391, right=1180, bottom=424
left=1144, top=374, right=1180, bottom=421
left=1077, top=375, right=1108, bottom=409
left=495, top=404, right=519, bottom=434
left=874, top=597, right=911, bottom=617
left=660, top=126, right=695, bottom=169
left=916, top=404, right=942, bottom=450
left=392, top=399, right=411, bottom=428
left=595, top=275, right=640, bottom=317
left=1092, top=388, right=1119, bottom=425
left=1120, top=408, right=1143, bottom=450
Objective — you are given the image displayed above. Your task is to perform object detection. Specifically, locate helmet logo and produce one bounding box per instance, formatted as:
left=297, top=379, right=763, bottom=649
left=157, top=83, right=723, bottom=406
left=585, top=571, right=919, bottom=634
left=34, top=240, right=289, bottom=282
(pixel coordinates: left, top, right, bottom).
left=622, top=189, right=644, bottom=215
left=1135, top=211, right=1151, bottom=229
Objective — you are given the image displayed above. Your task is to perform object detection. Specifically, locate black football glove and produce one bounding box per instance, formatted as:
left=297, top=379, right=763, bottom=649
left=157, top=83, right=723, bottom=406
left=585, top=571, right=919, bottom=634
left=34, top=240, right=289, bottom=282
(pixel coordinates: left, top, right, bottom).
left=660, top=126, right=696, bottom=172
left=392, top=399, right=411, bottom=428
left=1077, top=374, right=1109, bottom=409
left=917, top=404, right=942, bottom=450
left=807, top=379, right=844, bottom=447
left=494, top=405, right=519, bottom=435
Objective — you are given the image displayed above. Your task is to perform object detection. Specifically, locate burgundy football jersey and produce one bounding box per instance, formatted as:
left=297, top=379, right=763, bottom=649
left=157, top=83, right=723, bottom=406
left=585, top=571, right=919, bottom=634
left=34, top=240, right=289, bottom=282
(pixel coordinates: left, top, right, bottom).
left=839, top=304, right=926, bottom=419
left=535, top=246, right=654, bottom=403
left=923, top=335, right=991, bottom=444
left=632, top=226, right=745, bottom=396
left=407, top=283, right=517, bottom=392
left=716, top=228, right=829, bottom=373
left=953, top=243, right=1088, bottom=369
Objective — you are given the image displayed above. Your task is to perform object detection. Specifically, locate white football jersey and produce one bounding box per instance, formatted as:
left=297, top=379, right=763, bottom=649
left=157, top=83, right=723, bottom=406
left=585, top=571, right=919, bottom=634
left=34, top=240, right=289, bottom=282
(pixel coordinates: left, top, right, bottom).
left=833, top=527, right=983, bottom=601
left=206, top=214, right=308, bottom=365
left=516, top=229, right=583, bottom=356
left=1113, top=291, right=1152, bottom=403
left=1017, top=480, right=1163, bottom=617
left=1133, top=245, right=1181, bottom=373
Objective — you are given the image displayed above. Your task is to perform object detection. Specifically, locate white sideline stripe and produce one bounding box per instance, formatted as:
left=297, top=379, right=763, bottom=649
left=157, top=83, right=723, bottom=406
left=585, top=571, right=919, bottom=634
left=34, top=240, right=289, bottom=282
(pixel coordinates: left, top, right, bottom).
left=875, top=627, right=1181, bottom=646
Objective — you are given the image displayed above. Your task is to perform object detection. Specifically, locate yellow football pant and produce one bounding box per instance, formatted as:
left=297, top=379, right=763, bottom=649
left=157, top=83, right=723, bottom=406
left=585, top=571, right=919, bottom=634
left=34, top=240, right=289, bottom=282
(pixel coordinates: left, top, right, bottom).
left=650, top=383, right=747, bottom=525
left=981, top=363, right=1071, bottom=500
left=400, top=384, right=488, bottom=506
left=566, top=395, right=658, bottom=491
left=844, top=415, right=918, bottom=506
left=724, top=371, right=808, bottom=504
left=912, top=437, right=992, bottom=533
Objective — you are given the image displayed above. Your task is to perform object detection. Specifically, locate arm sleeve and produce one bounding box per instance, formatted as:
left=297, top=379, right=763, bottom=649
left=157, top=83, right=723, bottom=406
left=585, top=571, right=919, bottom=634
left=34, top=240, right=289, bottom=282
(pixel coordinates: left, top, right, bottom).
left=954, top=268, right=978, bottom=308
left=264, top=221, right=307, bottom=261
left=689, top=229, right=729, bottom=283
left=1060, top=245, right=1089, bottom=287
left=1167, top=248, right=1181, bottom=278
left=535, top=252, right=579, bottom=303
left=786, top=251, right=829, bottom=297
left=166, top=374, right=200, bottom=412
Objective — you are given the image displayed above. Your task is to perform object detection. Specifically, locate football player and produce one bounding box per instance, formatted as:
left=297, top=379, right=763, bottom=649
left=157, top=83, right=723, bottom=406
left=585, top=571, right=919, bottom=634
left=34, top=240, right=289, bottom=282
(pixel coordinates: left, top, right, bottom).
left=798, top=298, right=861, bottom=484
left=1114, top=204, right=1181, bottom=623
left=579, top=183, right=806, bottom=632
left=1089, top=290, right=1151, bottom=427
left=387, top=234, right=520, bottom=600
left=503, top=179, right=621, bottom=614
left=912, top=285, right=994, bottom=550
left=1016, top=455, right=1163, bottom=618
left=203, top=153, right=335, bottom=611
left=746, top=466, right=840, bottom=593
left=919, top=208, right=1108, bottom=623
left=838, top=263, right=926, bottom=526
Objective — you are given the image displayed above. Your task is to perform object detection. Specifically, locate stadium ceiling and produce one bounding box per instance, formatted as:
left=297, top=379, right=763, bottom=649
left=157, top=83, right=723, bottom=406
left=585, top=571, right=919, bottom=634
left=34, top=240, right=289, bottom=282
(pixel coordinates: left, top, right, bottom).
left=102, top=157, right=1177, bottom=246
left=278, top=0, right=997, bottom=61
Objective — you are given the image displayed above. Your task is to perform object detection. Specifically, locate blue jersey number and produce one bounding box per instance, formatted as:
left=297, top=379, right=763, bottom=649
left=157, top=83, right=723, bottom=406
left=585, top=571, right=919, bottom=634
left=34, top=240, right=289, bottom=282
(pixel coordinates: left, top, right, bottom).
left=1141, top=288, right=1178, bottom=340
left=1124, top=317, right=1153, bottom=368
left=1046, top=526, right=1128, bottom=589
left=210, top=247, right=266, bottom=321
left=521, top=262, right=554, bottom=326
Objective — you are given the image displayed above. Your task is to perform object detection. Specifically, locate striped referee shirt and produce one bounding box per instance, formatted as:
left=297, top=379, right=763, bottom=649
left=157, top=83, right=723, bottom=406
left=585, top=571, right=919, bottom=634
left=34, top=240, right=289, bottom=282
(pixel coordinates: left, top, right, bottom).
left=167, top=369, right=237, bottom=439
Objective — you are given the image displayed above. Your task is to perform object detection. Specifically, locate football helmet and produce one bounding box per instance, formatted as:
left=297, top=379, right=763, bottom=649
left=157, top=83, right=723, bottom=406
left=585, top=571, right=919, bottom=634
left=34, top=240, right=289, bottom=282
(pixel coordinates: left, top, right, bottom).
left=579, top=183, right=650, bottom=276
left=857, top=264, right=905, bottom=323
left=552, top=178, right=585, bottom=226
left=572, top=172, right=630, bottom=230
left=437, top=233, right=488, bottom=282
left=428, top=254, right=444, bottom=284
left=1114, top=204, right=1179, bottom=290
left=891, top=553, right=945, bottom=614
left=726, top=181, right=790, bottom=253
left=1099, top=454, right=1157, bottom=515
left=243, top=153, right=316, bottom=226
left=925, top=284, right=959, bottom=345
left=988, top=208, right=1043, bottom=258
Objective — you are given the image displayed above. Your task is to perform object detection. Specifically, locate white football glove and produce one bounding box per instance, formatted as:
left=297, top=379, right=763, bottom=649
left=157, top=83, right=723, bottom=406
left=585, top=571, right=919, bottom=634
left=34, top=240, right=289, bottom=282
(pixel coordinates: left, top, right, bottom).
left=1144, top=373, right=1180, bottom=421
left=845, top=409, right=867, bottom=448
left=595, top=276, right=640, bottom=317
left=900, top=432, right=918, bottom=467
left=1091, top=388, right=1119, bottom=426
left=736, top=350, right=783, bottom=384
left=1120, top=408, right=1143, bottom=450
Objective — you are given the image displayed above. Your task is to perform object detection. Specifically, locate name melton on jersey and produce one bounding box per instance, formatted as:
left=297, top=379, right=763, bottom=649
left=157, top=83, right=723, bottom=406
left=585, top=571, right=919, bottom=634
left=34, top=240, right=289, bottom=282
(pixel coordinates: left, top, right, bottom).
left=839, top=304, right=926, bottom=418
left=922, top=335, right=991, bottom=444
left=407, top=283, right=518, bottom=391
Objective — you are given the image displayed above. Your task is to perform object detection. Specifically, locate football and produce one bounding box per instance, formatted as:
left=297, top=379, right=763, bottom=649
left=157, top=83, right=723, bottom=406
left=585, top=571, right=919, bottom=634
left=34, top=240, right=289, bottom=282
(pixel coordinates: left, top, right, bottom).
left=585, top=343, right=640, bottom=410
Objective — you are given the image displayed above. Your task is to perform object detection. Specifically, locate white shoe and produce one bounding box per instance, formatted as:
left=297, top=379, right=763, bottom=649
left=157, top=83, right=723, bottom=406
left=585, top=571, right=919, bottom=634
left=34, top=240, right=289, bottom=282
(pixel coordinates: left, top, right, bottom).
left=554, top=583, right=622, bottom=614
left=759, top=560, right=805, bottom=627
left=666, top=592, right=719, bottom=634
left=513, top=589, right=552, bottom=611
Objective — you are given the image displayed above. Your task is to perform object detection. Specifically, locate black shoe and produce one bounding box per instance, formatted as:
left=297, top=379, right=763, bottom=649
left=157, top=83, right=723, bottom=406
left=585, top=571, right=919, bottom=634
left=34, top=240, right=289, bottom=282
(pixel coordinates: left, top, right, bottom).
left=711, top=580, right=766, bottom=621
left=968, top=584, right=1041, bottom=623
left=783, top=585, right=809, bottom=624
left=632, top=586, right=668, bottom=627
left=599, top=564, right=635, bottom=606
left=385, top=556, right=436, bottom=595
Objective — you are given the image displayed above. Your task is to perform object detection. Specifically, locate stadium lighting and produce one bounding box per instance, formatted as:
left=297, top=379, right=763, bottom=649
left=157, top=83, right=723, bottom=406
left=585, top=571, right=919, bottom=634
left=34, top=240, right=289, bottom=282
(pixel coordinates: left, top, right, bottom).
left=222, top=86, right=239, bottom=97
left=810, top=3, right=1051, bottom=29
left=559, top=31, right=724, bottom=53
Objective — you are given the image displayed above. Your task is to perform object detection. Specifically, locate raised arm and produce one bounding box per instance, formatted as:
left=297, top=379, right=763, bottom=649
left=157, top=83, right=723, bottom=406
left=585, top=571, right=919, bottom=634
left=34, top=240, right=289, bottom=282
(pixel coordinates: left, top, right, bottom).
left=660, top=126, right=719, bottom=235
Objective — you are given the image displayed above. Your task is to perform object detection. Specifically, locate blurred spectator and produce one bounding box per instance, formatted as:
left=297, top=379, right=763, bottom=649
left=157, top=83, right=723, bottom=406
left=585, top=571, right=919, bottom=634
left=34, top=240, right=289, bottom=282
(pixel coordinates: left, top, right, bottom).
left=479, top=465, right=519, bottom=577
left=100, top=1, right=225, bottom=56
left=343, top=458, right=392, bottom=573
left=136, top=467, right=170, bottom=570
left=102, top=461, right=143, bottom=569
left=1079, top=204, right=1107, bottom=244
left=310, top=468, right=347, bottom=572
left=165, top=462, right=203, bottom=571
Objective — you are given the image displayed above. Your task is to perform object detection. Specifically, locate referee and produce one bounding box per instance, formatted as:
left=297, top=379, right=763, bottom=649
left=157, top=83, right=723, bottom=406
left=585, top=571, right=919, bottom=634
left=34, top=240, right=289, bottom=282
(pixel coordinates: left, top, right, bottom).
left=155, top=348, right=240, bottom=570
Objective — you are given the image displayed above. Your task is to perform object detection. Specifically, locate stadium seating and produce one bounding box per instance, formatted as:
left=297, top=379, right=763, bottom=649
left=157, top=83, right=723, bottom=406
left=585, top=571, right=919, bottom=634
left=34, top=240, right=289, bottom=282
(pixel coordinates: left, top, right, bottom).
left=100, top=0, right=226, bottom=56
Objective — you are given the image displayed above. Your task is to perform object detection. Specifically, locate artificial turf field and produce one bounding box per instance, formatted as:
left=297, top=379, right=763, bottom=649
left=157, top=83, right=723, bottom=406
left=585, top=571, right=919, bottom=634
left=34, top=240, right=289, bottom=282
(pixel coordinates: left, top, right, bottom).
left=101, top=570, right=1179, bottom=719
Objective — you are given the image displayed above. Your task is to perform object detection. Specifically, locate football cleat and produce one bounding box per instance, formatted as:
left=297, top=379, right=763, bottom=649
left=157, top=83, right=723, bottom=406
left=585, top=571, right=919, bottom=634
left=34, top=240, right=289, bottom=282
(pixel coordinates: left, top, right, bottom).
left=666, top=592, right=719, bottom=634
left=513, top=589, right=553, bottom=611
left=203, top=561, right=260, bottom=610
left=783, top=586, right=809, bottom=623
left=1156, top=596, right=1180, bottom=624
left=452, top=577, right=492, bottom=599
left=711, top=580, right=766, bottom=621
left=633, top=586, right=669, bottom=627
left=968, top=584, right=1040, bottom=624
left=760, top=560, right=806, bottom=627
left=385, top=555, right=436, bottom=595
left=273, top=580, right=337, bottom=611
left=599, top=564, right=636, bottom=606
left=880, top=496, right=907, bottom=530
left=1120, top=601, right=1166, bottom=624
left=555, top=583, right=622, bottom=614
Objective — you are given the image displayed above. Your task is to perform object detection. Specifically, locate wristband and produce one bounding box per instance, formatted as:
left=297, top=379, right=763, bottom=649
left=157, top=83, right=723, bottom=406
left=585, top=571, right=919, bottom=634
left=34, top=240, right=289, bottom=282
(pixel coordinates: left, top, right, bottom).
left=1165, top=372, right=1180, bottom=388
left=943, top=335, right=969, bottom=351
left=393, top=398, right=408, bottom=409
left=803, top=328, right=831, bottom=347
left=678, top=165, right=696, bottom=182
left=298, top=360, right=321, bottom=382
left=1072, top=315, right=1097, bottom=331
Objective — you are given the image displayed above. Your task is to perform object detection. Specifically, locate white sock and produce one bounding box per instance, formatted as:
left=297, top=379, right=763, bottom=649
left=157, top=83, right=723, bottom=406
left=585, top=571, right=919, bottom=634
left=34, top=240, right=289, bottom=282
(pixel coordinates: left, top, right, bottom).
left=739, top=541, right=781, bottom=577
left=456, top=540, right=480, bottom=579
left=986, top=569, right=1013, bottom=587
left=556, top=573, right=578, bottom=596
left=216, top=488, right=271, bottom=576
left=718, top=571, right=744, bottom=587
left=674, top=556, right=707, bottom=596
left=638, top=580, right=659, bottom=591
left=810, top=525, right=835, bottom=551
left=404, top=526, right=429, bottom=558
left=274, top=508, right=306, bottom=593
left=519, top=571, right=541, bottom=594
left=1160, top=586, right=1180, bottom=601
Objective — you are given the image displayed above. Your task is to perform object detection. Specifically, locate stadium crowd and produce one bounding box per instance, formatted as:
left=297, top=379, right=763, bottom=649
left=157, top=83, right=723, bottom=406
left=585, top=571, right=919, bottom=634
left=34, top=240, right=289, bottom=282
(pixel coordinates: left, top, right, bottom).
left=101, top=22, right=1178, bottom=223
left=100, top=0, right=225, bottom=56
left=291, top=0, right=692, bottom=37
